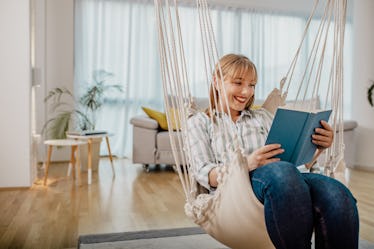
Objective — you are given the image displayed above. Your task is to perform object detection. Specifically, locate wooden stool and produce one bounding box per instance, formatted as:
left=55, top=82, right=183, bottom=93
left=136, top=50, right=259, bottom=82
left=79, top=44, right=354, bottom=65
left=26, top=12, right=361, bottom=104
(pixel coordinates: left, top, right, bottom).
left=43, top=139, right=88, bottom=186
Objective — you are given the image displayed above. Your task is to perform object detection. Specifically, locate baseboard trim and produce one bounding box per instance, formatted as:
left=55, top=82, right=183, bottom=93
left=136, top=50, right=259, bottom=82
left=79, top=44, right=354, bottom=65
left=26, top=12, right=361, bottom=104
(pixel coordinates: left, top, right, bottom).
left=351, top=165, right=374, bottom=172
left=0, top=186, right=30, bottom=191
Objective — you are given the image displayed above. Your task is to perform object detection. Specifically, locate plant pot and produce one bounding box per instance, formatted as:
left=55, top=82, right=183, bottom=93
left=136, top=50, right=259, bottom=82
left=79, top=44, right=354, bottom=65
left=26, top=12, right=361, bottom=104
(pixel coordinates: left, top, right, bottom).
left=79, top=137, right=102, bottom=172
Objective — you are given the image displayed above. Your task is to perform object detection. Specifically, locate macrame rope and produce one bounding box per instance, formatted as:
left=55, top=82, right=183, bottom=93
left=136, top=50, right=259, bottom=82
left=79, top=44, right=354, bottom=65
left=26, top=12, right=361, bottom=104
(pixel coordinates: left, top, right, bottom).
left=154, top=0, right=348, bottom=200
left=292, top=0, right=332, bottom=107
left=283, top=0, right=320, bottom=94
left=155, top=0, right=191, bottom=198
left=278, top=0, right=347, bottom=173
left=197, top=0, right=240, bottom=166
left=197, top=0, right=225, bottom=174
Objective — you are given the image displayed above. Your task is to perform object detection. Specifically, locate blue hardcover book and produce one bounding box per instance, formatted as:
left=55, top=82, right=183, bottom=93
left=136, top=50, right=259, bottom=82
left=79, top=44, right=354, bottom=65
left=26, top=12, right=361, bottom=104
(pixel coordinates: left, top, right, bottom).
left=265, top=107, right=332, bottom=166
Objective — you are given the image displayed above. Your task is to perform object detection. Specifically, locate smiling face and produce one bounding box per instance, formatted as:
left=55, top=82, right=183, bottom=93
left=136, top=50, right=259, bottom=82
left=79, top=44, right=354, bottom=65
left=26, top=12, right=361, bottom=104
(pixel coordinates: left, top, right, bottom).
left=219, top=71, right=256, bottom=118
left=209, top=54, right=258, bottom=120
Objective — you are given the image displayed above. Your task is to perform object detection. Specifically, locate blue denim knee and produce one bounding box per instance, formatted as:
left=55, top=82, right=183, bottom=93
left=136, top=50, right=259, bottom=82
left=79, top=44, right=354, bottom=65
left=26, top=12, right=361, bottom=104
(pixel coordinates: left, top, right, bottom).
left=249, top=162, right=359, bottom=249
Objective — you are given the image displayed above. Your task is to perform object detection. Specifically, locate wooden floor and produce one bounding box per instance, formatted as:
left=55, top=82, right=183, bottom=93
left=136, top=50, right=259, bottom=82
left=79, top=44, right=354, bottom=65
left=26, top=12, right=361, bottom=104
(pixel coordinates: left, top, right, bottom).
left=0, top=158, right=373, bottom=249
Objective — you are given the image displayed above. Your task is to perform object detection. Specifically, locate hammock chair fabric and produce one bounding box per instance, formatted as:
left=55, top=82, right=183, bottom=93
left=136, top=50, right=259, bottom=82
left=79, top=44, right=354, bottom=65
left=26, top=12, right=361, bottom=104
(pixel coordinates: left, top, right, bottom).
left=154, top=0, right=347, bottom=248
left=185, top=149, right=274, bottom=249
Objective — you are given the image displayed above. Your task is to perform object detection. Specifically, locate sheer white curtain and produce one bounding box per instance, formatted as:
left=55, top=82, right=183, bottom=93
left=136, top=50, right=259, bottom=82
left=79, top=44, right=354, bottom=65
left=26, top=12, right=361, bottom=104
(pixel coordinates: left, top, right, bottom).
left=74, top=0, right=352, bottom=158
left=75, top=0, right=162, bottom=157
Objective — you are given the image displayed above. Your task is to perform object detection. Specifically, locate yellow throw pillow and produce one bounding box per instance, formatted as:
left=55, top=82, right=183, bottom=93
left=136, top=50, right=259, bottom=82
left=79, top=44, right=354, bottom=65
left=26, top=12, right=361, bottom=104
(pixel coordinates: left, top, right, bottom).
left=142, top=107, right=168, bottom=130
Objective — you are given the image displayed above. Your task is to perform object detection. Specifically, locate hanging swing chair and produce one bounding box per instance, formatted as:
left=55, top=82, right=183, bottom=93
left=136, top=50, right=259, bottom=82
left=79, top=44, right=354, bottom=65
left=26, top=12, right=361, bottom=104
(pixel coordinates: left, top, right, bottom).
left=154, top=0, right=348, bottom=248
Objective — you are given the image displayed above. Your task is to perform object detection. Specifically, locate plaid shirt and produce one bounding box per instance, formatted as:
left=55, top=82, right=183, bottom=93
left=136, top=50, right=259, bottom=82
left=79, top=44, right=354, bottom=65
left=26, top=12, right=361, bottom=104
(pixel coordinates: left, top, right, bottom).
left=187, top=108, right=274, bottom=191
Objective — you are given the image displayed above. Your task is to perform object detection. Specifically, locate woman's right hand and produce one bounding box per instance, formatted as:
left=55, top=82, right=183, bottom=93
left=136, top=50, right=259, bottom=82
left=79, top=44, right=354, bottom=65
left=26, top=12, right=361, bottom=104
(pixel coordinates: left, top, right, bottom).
left=246, top=144, right=284, bottom=171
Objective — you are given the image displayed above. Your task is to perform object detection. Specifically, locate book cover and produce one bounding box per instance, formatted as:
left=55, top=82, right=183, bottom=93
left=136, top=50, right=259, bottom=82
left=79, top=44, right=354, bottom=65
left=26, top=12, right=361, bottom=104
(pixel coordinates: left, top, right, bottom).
left=67, top=130, right=108, bottom=136
left=265, top=107, right=332, bottom=166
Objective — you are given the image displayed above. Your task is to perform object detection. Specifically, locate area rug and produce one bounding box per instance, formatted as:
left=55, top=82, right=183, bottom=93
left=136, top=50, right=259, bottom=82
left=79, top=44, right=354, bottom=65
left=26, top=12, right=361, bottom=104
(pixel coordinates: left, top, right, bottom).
left=78, top=227, right=226, bottom=249
left=78, top=226, right=374, bottom=249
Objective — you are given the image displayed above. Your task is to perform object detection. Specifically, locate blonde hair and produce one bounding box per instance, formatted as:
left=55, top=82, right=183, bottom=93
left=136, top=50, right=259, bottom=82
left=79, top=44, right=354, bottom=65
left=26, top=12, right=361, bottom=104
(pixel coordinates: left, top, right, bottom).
left=206, top=54, right=258, bottom=116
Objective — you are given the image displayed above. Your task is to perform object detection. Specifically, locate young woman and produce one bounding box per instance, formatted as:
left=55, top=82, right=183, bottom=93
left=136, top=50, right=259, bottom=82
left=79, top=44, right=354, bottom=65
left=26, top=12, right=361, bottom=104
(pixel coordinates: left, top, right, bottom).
left=187, top=54, right=359, bottom=249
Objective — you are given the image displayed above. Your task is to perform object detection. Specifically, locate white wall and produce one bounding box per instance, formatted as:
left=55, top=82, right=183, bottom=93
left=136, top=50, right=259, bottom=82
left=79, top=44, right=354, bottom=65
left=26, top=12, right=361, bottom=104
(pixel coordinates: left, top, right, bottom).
left=351, top=0, right=374, bottom=170
left=34, top=0, right=74, bottom=162
left=45, top=0, right=74, bottom=93
left=33, top=0, right=46, bottom=135
left=46, top=0, right=74, bottom=161
left=0, top=0, right=31, bottom=187
left=0, top=0, right=74, bottom=187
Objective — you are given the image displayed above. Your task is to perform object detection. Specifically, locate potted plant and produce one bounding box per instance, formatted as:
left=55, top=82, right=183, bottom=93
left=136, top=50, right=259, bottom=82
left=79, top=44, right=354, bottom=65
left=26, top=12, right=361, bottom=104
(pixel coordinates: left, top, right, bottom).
left=368, top=79, right=374, bottom=107
left=43, top=70, right=122, bottom=138
left=43, top=70, right=123, bottom=170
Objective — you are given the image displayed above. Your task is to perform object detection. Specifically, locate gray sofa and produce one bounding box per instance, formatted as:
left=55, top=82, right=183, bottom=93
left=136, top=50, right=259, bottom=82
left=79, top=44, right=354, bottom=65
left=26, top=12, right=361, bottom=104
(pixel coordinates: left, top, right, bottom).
left=130, top=102, right=358, bottom=170
left=130, top=115, right=181, bottom=171
left=129, top=97, right=208, bottom=171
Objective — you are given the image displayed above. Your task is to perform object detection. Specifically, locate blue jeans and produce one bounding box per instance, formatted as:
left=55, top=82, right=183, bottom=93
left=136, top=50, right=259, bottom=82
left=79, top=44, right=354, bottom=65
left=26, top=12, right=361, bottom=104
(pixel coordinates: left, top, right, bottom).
left=250, top=161, right=359, bottom=249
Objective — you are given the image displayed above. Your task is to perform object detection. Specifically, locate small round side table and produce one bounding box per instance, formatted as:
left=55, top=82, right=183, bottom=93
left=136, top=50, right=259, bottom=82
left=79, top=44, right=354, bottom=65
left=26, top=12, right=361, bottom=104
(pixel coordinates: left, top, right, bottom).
left=43, top=139, right=88, bottom=186
left=66, top=133, right=115, bottom=184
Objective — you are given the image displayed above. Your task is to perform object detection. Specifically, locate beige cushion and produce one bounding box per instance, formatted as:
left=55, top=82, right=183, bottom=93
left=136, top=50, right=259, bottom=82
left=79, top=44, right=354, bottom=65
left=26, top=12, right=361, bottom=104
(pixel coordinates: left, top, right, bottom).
left=262, top=88, right=287, bottom=114
left=157, top=131, right=173, bottom=150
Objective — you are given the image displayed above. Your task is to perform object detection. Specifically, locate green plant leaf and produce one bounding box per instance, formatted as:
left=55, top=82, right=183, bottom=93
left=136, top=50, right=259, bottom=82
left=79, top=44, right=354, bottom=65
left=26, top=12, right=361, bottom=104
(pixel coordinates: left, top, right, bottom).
left=42, top=111, right=73, bottom=139
left=75, top=109, right=94, bottom=130
left=103, top=84, right=123, bottom=92
left=43, top=70, right=122, bottom=138
left=49, top=101, right=73, bottom=113
left=368, top=81, right=374, bottom=107
left=80, top=85, right=104, bottom=112
left=93, top=69, right=114, bottom=84
left=44, top=87, right=73, bottom=103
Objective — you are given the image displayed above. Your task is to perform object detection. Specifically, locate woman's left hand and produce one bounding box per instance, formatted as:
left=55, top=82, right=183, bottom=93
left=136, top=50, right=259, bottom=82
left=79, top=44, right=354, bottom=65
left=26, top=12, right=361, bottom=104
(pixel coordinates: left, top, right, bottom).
left=312, top=120, right=334, bottom=150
